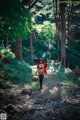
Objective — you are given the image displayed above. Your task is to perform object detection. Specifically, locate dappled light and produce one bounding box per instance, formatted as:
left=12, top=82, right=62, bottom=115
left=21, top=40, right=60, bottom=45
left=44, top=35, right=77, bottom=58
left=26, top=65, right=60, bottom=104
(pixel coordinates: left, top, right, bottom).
left=49, top=86, right=59, bottom=94
left=0, top=0, right=80, bottom=120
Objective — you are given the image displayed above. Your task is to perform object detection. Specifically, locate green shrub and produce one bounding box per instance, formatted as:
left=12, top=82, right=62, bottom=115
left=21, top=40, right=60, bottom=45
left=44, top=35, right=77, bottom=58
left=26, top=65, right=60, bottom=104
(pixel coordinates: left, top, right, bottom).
left=0, top=59, right=32, bottom=86
left=52, top=61, right=80, bottom=87
left=1, top=48, right=15, bottom=58
left=0, top=44, right=32, bottom=86
left=0, top=44, right=15, bottom=58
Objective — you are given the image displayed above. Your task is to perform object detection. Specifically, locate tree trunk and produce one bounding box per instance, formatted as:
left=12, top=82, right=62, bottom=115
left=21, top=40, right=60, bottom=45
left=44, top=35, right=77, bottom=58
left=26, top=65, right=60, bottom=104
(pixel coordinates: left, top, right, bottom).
left=67, top=10, right=71, bottom=68
left=60, top=3, right=66, bottom=68
left=30, top=30, right=34, bottom=65
left=15, top=37, right=23, bottom=62
left=67, top=1, right=74, bottom=68
left=55, top=0, right=59, bottom=62
left=57, top=22, right=61, bottom=61
left=53, top=0, right=61, bottom=62
left=55, top=0, right=58, bottom=34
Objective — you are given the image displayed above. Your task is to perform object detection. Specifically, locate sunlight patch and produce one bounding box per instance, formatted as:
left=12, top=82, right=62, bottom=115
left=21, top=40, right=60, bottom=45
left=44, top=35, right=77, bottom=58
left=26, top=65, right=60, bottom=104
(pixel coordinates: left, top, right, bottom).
left=49, top=87, right=58, bottom=94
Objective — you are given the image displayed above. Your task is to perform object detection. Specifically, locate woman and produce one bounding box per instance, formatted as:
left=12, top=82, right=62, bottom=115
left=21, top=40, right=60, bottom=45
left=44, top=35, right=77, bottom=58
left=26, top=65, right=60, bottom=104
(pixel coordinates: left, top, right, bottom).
left=36, top=58, right=48, bottom=90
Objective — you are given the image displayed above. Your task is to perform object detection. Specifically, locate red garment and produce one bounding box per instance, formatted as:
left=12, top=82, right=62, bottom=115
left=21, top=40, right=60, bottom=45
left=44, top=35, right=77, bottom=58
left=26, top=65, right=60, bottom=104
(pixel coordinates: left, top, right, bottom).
left=44, top=63, right=48, bottom=74
left=37, top=58, right=48, bottom=74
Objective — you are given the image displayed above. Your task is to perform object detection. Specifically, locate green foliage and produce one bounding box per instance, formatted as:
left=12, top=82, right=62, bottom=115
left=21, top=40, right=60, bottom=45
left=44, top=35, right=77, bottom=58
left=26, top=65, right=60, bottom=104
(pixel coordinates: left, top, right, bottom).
left=66, top=40, right=80, bottom=69
left=52, top=61, right=80, bottom=87
left=52, top=61, right=70, bottom=79
left=34, top=0, right=53, bottom=23
left=39, top=21, right=55, bottom=41
left=0, top=46, right=32, bottom=86
left=0, top=0, right=30, bottom=40
left=0, top=44, right=15, bottom=58
left=0, top=48, right=15, bottom=58
left=23, top=53, right=32, bottom=63
left=32, top=21, right=56, bottom=59
left=1, top=48, right=15, bottom=58
left=0, top=59, right=32, bottom=86
left=34, top=21, right=55, bottom=41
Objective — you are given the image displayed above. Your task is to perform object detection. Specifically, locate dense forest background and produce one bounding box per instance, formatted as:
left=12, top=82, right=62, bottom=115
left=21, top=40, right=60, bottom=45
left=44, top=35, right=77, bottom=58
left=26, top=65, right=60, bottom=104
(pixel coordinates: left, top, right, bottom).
left=0, top=0, right=80, bottom=85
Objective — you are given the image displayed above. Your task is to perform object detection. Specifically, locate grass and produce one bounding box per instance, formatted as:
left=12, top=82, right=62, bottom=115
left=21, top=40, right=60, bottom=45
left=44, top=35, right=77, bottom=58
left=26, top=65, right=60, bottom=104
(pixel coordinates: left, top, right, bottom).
left=0, top=58, right=33, bottom=87
left=52, top=61, right=80, bottom=88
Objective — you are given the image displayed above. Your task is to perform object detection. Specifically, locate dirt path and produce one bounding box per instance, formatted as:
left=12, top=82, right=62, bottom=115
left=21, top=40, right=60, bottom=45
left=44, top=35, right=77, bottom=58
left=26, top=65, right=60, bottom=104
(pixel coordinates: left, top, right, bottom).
left=0, top=66, right=80, bottom=120
left=31, top=66, right=60, bottom=102
left=25, top=66, right=80, bottom=120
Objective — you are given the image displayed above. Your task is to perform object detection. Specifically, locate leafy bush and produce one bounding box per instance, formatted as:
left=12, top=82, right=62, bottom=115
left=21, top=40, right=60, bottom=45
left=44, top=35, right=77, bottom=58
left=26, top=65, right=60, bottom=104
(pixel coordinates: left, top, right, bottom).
left=0, top=58, right=33, bottom=86
left=52, top=61, right=80, bottom=87
left=0, top=44, right=32, bottom=86
left=0, top=44, right=15, bottom=58
left=32, top=22, right=56, bottom=59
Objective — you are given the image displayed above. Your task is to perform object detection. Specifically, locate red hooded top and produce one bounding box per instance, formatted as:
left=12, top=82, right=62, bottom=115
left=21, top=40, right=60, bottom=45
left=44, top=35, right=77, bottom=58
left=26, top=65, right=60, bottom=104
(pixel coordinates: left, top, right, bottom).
left=37, top=58, right=48, bottom=74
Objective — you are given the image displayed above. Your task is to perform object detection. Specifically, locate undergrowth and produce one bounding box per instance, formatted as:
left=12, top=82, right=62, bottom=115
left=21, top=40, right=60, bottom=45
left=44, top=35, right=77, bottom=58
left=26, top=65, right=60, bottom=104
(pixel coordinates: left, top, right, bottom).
left=52, top=61, right=80, bottom=87
left=0, top=45, right=33, bottom=87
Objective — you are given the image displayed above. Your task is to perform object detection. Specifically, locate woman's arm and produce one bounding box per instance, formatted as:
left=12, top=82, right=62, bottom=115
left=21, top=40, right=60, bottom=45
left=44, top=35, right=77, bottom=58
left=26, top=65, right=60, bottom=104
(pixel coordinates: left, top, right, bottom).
left=35, top=69, right=38, bottom=75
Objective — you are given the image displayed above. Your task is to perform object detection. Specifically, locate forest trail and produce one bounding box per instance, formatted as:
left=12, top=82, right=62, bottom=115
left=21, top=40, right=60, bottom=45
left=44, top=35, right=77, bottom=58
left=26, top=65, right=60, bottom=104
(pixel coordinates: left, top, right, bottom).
left=26, top=65, right=80, bottom=120
left=0, top=65, right=80, bottom=120
left=31, top=65, right=60, bottom=100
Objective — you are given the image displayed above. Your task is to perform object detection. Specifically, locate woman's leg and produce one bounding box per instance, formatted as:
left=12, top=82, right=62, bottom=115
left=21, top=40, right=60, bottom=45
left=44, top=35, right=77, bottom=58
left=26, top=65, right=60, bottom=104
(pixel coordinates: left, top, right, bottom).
left=39, top=74, right=44, bottom=89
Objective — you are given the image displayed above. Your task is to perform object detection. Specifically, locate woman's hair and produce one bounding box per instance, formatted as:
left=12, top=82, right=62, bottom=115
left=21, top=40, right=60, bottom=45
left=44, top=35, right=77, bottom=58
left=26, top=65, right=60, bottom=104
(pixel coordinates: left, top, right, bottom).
left=38, top=58, right=44, bottom=64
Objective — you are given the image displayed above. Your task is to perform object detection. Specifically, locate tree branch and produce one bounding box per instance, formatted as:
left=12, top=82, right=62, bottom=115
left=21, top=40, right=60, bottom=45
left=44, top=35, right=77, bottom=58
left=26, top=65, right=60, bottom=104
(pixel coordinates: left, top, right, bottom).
left=29, top=0, right=38, bottom=9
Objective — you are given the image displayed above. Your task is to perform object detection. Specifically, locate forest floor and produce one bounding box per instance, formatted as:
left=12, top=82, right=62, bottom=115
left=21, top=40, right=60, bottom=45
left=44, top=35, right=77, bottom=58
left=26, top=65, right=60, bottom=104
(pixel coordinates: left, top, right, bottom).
left=0, top=65, right=80, bottom=120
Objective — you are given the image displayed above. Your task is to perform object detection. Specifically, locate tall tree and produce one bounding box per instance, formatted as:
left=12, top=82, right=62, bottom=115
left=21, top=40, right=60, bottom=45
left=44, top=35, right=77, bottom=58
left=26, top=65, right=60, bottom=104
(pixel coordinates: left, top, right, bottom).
left=0, top=0, right=30, bottom=40
left=59, top=3, right=67, bottom=67
left=67, top=2, right=74, bottom=67
left=55, top=0, right=61, bottom=62
left=0, top=0, right=30, bottom=61
left=15, top=38, right=23, bottom=62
